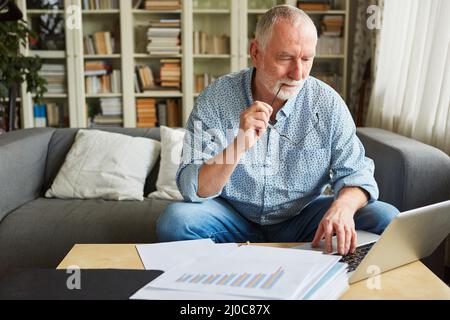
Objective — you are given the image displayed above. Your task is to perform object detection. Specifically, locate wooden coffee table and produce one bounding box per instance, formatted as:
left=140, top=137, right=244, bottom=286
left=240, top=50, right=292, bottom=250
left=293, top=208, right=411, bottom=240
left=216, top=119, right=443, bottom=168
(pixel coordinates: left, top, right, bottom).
left=57, top=243, right=450, bottom=300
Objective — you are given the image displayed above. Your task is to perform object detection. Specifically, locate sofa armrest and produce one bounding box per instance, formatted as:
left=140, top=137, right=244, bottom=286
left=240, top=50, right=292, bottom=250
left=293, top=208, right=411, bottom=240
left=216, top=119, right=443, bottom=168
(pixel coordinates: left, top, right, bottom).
left=0, top=128, right=55, bottom=222
left=356, top=127, right=450, bottom=211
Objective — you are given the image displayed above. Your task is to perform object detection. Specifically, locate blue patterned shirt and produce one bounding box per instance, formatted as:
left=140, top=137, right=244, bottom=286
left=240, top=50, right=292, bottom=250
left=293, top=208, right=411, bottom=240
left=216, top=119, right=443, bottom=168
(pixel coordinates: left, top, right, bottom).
left=176, top=67, right=379, bottom=225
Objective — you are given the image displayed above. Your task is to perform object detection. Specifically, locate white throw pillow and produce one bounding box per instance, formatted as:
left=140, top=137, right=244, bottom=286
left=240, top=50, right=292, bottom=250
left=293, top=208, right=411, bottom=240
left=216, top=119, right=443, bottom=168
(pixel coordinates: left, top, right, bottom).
left=148, top=126, right=185, bottom=200
left=45, top=129, right=161, bottom=201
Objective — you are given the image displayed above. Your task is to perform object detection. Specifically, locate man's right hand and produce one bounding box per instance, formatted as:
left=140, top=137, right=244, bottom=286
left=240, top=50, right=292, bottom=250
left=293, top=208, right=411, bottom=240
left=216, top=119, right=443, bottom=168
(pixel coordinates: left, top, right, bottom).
left=238, top=101, right=273, bottom=151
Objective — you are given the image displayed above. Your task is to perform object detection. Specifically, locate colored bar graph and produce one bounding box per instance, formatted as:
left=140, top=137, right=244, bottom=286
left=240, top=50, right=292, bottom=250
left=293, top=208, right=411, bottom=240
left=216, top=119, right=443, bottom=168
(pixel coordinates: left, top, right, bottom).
left=260, top=267, right=284, bottom=289
left=174, top=267, right=285, bottom=290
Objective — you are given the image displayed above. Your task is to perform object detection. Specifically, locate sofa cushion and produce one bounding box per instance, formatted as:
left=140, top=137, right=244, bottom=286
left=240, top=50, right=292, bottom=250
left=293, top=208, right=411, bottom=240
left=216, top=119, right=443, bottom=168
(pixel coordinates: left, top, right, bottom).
left=0, top=128, right=55, bottom=223
left=148, top=126, right=185, bottom=200
left=0, top=197, right=175, bottom=274
left=43, top=128, right=161, bottom=197
left=45, top=129, right=161, bottom=201
left=357, top=127, right=450, bottom=211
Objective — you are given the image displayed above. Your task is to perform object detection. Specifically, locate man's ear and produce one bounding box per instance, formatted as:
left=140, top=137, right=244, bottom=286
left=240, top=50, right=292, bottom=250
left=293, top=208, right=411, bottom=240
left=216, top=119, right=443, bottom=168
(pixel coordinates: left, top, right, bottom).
left=249, top=40, right=260, bottom=67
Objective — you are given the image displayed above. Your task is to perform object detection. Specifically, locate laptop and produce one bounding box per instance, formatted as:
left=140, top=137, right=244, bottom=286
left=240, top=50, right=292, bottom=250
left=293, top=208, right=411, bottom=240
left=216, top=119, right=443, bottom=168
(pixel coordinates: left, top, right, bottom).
left=295, top=200, right=450, bottom=284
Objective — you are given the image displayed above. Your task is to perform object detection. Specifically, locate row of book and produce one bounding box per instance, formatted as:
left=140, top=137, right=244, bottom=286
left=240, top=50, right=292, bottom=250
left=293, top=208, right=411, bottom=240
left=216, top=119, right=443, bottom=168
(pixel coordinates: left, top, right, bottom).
left=194, top=73, right=216, bottom=93
left=39, top=64, right=66, bottom=94
left=143, top=0, right=181, bottom=10
left=135, top=65, right=156, bottom=92
left=82, top=0, right=119, bottom=10
left=33, top=103, right=69, bottom=128
left=146, top=21, right=181, bottom=56
left=297, top=0, right=332, bottom=11
left=85, top=71, right=121, bottom=94
left=134, top=61, right=181, bottom=92
left=136, top=98, right=180, bottom=128
left=317, top=36, right=343, bottom=55
left=193, top=31, right=230, bottom=55
left=321, top=15, right=344, bottom=37
left=160, top=59, right=181, bottom=89
left=85, top=61, right=121, bottom=94
left=84, top=31, right=117, bottom=55
left=89, top=98, right=123, bottom=127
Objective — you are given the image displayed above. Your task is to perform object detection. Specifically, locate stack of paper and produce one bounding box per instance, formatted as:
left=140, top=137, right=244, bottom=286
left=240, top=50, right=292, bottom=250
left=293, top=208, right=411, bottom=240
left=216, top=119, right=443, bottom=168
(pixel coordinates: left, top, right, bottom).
left=131, top=240, right=348, bottom=300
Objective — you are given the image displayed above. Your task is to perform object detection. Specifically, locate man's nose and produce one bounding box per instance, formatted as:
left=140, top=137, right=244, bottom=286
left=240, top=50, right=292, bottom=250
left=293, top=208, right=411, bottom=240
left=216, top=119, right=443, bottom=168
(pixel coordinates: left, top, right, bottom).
left=288, top=59, right=302, bottom=81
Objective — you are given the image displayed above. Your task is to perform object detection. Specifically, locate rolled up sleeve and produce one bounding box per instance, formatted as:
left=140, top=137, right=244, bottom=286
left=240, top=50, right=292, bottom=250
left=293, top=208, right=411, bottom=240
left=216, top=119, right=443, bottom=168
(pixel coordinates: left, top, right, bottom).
left=176, top=93, right=226, bottom=202
left=329, top=97, right=379, bottom=202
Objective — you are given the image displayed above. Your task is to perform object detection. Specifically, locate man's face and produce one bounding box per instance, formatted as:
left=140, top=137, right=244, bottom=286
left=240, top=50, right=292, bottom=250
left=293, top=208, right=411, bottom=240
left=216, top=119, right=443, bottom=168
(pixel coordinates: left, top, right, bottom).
left=253, top=19, right=317, bottom=100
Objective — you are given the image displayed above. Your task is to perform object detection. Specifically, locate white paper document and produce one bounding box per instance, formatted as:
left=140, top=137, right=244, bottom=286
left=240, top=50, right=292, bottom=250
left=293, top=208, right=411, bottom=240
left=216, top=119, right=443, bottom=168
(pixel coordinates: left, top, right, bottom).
left=136, top=239, right=238, bottom=272
left=133, top=245, right=342, bottom=300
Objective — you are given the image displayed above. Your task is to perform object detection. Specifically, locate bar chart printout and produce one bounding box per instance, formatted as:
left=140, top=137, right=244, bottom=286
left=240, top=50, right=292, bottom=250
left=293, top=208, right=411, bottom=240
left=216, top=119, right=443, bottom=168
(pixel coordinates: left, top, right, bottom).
left=145, top=245, right=343, bottom=299
left=175, top=266, right=285, bottom=290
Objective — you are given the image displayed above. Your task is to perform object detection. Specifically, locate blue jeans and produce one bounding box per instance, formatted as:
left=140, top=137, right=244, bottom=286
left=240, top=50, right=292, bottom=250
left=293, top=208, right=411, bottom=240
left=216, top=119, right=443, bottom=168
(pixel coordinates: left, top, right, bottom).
left=156, top=196, right=400, bottom=243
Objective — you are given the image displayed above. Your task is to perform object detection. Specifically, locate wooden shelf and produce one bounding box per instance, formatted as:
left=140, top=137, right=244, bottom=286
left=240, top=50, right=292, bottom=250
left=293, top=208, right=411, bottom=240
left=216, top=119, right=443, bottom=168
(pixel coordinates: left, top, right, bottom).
left=193, top=9, right=231, bottom=14
left=26, top=9, right=64, bottom=14
left=82, top=10, right=120, bottom=14
left=247, top=9, right=271, bottom=14
left=135, top=91, right=183, bottom=98
left=134, top=53, right=182, bottom=59
left=30, top=50, right=66, bottom=59
left=33, top=93, right=67, bottom=99
left=132, top=9, right=182, bottom=14
left=85, top=93, right=122, bottom=98
left=84, top=54, right=121, bottom=59
left=194, top=54, right=231, bottom=59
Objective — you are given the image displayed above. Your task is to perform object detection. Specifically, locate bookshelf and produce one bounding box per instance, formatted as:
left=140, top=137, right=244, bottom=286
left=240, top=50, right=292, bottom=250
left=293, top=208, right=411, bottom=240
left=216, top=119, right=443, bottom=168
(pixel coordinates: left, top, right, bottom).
left=17, top=0, right=350, bottom=129
left=17, top=0, right=73, bottom=129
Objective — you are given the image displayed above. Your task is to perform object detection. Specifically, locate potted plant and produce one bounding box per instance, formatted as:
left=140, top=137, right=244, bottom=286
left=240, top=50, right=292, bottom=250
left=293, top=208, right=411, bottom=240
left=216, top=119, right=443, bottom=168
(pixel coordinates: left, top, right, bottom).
left=0, top=15, right=47, bottom=132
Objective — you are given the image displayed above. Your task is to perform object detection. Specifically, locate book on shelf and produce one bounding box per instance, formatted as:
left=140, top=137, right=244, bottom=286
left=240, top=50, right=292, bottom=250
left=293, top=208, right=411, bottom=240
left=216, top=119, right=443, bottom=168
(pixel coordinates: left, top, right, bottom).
left=88, top=97, right=123, bottom=127
left=321, top=15, right=344, bottom=37
left=135, top=65, right=156, bottom=92
left=84, top=31, right=116, bottom=55
left=133, top=0, right=144, bottom=9
left=147, top=24, right=181, bottom=56
left=194, top=73, right=216, bottom=93
left=136, top=98, right=157, bottom=128
left=100, top=98, right=122, bottom=116
left=193, top=31, right=230, bottom=55
left=33, top=103, right=68, bottom=128
left=297, top=0, right=332, bottom=11
left=85, top=61, right=121, bottom=94
left=160, top=59, right=181, bottom=89
left=135, top=98, right=180, bottom=128
left=144, top=0, right=181, bottom=11
left=149, top=19, right=181, bottom=28
left=157, top=102, right=167, bottom=126
left=82, top=0, right=119, bottom=10
left=166, top=98, right=180, bottom=127
left=317, top=36, right=343, bottom=55
left=39, top=64, right=66, bottom=94
left=91, top=115, right=123, bottom=126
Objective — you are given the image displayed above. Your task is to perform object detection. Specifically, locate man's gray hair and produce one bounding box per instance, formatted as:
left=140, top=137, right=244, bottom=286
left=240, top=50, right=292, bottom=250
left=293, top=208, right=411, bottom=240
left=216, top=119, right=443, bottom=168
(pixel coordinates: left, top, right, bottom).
left=255, top=5, right=317, bottom=51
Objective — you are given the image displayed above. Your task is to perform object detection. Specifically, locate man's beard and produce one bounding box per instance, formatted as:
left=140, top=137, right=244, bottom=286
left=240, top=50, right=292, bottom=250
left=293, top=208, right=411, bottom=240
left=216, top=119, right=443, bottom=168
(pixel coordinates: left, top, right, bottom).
left=260, top=69, right=305, bottom=101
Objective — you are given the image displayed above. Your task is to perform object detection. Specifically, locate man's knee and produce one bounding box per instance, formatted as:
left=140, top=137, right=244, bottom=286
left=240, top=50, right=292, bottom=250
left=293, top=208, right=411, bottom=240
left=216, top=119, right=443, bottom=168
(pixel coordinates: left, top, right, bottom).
left=156, top=202, right=210, bottom=242
left=157, top=203, right=189, bottom=242
left=355, top=201, right=400, bottom=235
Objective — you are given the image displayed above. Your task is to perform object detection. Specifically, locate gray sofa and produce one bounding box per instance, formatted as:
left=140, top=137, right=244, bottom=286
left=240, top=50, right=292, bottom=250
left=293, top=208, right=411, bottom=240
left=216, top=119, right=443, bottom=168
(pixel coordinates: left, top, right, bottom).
left=0, top=127, right=449, bottom=279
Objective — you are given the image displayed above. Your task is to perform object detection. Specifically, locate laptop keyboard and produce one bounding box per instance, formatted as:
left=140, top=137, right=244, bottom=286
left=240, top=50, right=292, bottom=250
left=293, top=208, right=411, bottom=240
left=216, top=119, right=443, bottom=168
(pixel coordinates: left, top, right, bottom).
left=334, top=242, right=376, bottom=272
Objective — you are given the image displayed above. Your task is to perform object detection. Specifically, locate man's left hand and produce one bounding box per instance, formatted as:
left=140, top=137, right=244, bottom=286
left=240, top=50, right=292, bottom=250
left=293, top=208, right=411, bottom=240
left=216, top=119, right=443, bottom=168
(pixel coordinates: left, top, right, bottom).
left=311, top=199, right=357, bottom=256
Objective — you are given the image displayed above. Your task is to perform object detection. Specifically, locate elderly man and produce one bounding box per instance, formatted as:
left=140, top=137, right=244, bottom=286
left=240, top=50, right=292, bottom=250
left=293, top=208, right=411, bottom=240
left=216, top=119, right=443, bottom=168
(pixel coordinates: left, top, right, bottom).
left=157, top=5, right=399, bottom=256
